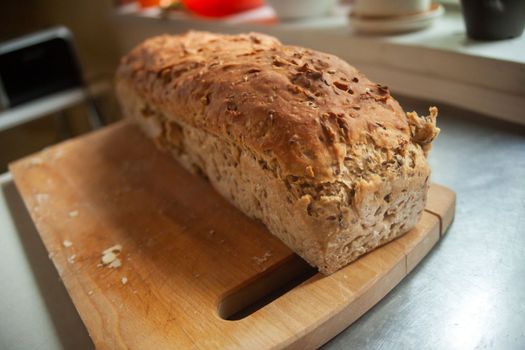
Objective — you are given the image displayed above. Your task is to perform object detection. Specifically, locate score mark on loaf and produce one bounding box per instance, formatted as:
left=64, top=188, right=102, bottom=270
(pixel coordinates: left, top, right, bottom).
left=116, top=31, right=439, bottom=274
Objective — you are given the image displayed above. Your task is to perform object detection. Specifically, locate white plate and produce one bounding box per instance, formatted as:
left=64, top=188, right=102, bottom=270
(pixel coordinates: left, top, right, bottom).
left=348, top=3, right=444, bottom=34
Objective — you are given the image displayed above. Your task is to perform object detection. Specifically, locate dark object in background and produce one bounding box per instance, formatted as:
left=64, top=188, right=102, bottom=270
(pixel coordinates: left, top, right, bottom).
left=460, top=0, right=525, bottom=40
left=0, top=27, right=83, bottom=108
left=0, top=27, right=103, bottom=130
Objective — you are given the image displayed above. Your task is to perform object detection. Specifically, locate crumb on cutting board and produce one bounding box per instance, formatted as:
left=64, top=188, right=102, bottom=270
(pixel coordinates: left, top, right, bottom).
left=67, top=254, right=77, bottom=264
left=101, top=244, right=123, bottom=269
left=35, top=193, right=49, bottom=204
left=63, top=240, right=73, bottom=248
left=68, top=210, right=79, bottom=218
left=252, top=251, right=273, bottom=265
left=102, top=251, right=117, bottom=265
left=30, top=157, right=44, bottom=165
left=121, top=277, right=128, bottom=285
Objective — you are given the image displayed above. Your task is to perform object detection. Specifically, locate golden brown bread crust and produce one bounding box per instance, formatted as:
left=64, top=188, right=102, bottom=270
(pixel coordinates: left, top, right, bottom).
left=117, top=31, right=426, bottom=181
left=116, top=31, right=439, bottom=274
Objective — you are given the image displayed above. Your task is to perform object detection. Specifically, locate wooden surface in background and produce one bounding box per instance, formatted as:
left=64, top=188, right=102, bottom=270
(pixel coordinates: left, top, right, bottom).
left=10, top=122, right=455, bottom=350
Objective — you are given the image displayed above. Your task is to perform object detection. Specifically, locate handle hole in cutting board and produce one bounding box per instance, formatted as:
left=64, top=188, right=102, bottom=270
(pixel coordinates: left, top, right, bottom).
left=218, top=255, right=317, bottom=320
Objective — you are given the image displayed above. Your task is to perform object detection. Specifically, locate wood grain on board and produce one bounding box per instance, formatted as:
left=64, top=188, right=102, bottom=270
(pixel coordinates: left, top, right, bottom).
left=10, top=121, right=455, bottom=350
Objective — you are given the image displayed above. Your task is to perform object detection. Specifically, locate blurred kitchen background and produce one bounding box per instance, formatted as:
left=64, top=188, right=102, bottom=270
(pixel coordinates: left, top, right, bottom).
left=0, top=0, right=524, bottom=172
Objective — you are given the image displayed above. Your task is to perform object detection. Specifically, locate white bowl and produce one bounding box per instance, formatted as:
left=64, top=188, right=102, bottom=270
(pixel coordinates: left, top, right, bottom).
left=266, top=0, right=338, bottom=20
left=352, top=0, right=431, bottom=18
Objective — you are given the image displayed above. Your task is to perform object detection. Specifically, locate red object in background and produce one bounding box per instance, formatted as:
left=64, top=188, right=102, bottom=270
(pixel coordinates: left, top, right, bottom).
left=139, top=0, right=160, bottom=8
left=182, top=0, right=263, bottom=17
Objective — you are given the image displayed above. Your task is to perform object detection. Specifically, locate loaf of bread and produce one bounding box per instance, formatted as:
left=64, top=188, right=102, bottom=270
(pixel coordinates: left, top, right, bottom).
left=116, top=31, right=439, bottom=274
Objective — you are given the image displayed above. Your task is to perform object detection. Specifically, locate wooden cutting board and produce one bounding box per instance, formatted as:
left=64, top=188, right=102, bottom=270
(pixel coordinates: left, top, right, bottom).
left=9, top=121, right=455, bottom=350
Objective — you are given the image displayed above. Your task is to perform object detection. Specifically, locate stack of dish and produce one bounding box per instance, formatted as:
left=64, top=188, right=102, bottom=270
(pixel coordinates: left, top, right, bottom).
left=349, top=0, right=444, bottom=34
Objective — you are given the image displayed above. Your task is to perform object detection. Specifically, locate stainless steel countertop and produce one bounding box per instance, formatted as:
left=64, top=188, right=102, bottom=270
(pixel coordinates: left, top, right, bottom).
left=1, top=99, right=524, bottom=350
